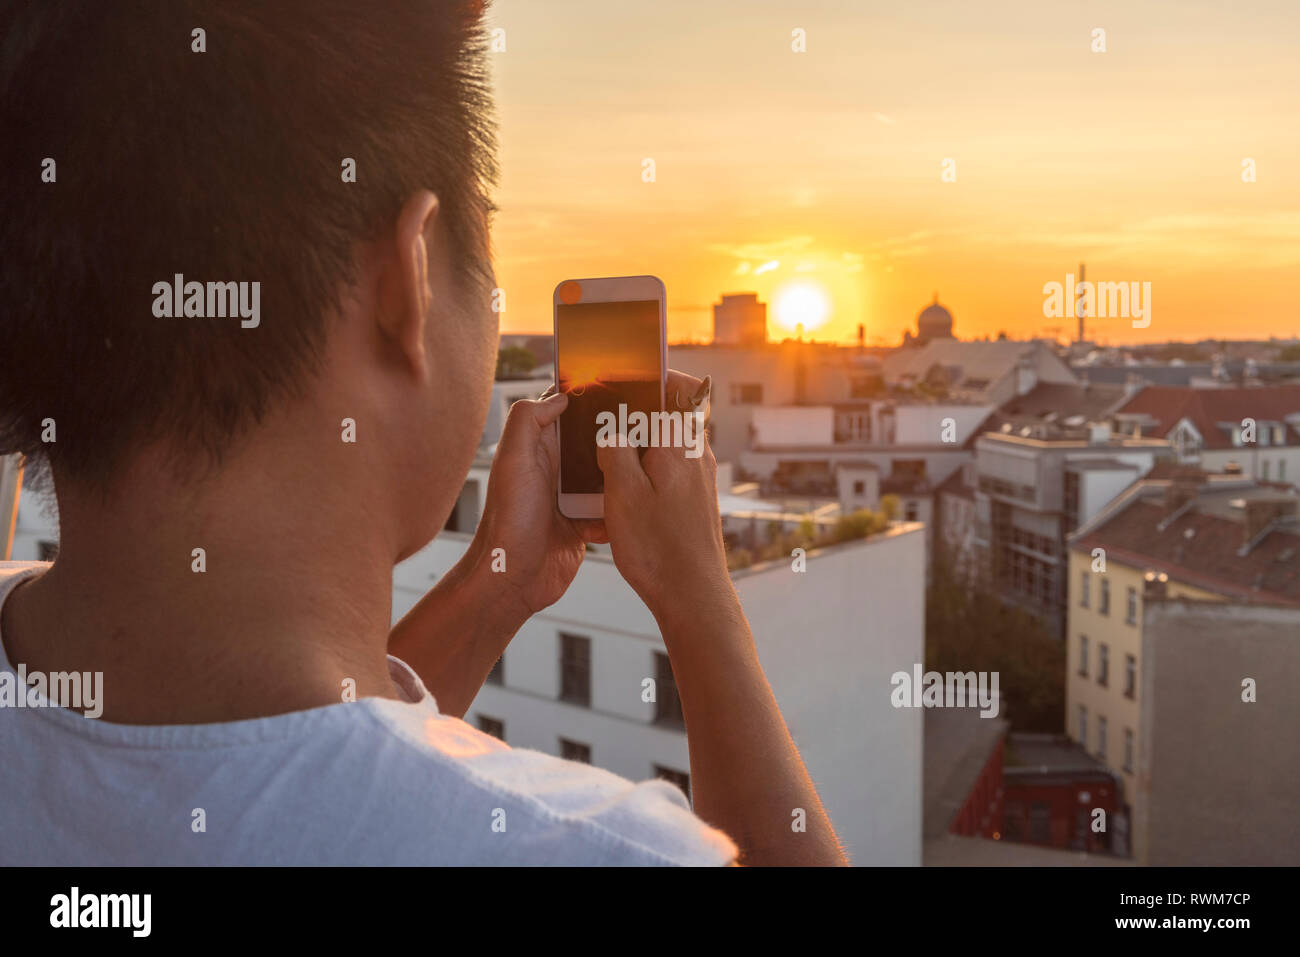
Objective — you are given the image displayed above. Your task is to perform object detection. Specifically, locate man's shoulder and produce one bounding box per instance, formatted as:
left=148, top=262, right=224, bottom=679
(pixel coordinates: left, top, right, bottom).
left=357, top=697, right=738, bottom=866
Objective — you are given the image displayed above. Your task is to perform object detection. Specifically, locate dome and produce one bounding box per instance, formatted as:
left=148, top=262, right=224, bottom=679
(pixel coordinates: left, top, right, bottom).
left=915, top=294, right=954, bottom=342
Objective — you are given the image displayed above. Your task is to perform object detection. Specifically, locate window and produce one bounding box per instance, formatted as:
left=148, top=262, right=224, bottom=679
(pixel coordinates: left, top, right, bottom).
left=653, top=652, right=685, bottom=728
left=1080, top=570, right=1090, bottom=607
left=477, top=715, right=504, bottom=740
left=1098, top=643, right=1109, bottom=687
left=560, top=738, right=591, bottom=763
left=1263, top=460, right=1271, bottom=480
left=1097, top=715, right=1108, bottom=760
left=1124, top=654, right=1136, bottom=699
left=1281, top=460, right=1288, bottom=482
left=1126, top=586, right=1138, bottom=625
left=654, top=765, right=691, bottom=803
left=38, top=540, right=59, bottom=562
left=1078, top=705, right=1088, bottom=748
left=1124, top=729, right=1135, bottom=773
left=1078, top=635, right=1089, bottom=676
left=486, top=654, right=504, bottom=685
left=1063, top=471, right=1080, bottom=532
left=853, top=480, right=865, bottom=495
left=559, top=632, right=591, bottom=706
left=1099, top=578, right=1110, bottom=616
left=729, top=383, right=763, bottom=405
left=904, top=501, right=919, bottom=522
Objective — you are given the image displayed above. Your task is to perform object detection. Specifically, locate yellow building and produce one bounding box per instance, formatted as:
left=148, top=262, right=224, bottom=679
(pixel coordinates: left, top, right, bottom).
left=1065, top=549, right=1219, bottom=858
left=1065, top=470, right=1299, bottom=862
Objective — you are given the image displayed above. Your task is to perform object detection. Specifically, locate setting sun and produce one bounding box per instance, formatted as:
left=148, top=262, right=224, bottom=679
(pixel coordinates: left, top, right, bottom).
left=773, top=282, right=830, bottom=334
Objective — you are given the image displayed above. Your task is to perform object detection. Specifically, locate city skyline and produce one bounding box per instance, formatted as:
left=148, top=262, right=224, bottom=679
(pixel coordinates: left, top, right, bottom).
left=486, top=0, right=1300, bottom=346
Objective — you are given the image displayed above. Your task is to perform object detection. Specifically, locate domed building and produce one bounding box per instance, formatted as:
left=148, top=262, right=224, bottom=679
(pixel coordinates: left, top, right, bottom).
left=904, top=294, right=955, bottom=347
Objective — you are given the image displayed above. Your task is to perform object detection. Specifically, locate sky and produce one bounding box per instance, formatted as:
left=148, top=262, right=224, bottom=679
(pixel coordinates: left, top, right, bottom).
left=484, top=0, right=1300, bottom=346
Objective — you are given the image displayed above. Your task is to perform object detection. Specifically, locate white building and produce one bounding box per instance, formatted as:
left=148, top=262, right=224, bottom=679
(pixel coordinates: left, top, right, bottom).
left=395, top=380, right=927, bottom=864
left=883, top=339, right=1077, bottom=407
left=1112, top=385, right=1300, bottom=489
left=395, top=517, right=926, bottom=866
left=735, top=399, right=994, bottom=562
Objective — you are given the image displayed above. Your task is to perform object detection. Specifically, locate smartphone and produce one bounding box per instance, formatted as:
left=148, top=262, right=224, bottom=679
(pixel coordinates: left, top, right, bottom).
left=553, top=275, right=667, bottom=519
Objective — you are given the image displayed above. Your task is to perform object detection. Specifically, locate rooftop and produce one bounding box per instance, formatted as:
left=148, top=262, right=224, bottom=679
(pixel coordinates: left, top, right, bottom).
left=883, top=339, right=1070, bottom=393
left=1071, top=479, right=1300, bottom=604
left=1114, top=385, right=1300, bottom=448
left=923, top=707, right=1008, bottom=841
left=982, top=382, right=1127, bottom=439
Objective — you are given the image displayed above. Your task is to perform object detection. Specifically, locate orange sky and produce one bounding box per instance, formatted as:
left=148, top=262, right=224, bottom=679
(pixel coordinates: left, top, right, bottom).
left=485, top=0, right=1300, bottom=346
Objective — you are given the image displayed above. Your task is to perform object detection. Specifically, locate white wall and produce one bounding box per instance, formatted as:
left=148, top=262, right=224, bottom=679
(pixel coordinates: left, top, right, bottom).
left=751, top=406, right=835, bottom=447
left=393, top=522, right=927, bottom=866
left=894, top=404, right=993, bottom=445
left=734, top=524, right=925, bottom=865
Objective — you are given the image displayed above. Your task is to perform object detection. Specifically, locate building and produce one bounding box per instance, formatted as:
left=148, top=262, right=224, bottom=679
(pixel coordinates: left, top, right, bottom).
left=972, top=385, right=1171, bottom=636
left=1001, top=732, right=1126, bottom=855
left=1112, top=385, right=1300, bottom=487
left=934, top=462, right=979, bottom=581
left=883, top=338, right=1077, bottom=407
left=7, top=464, right=59, bottom=563
left=669, top=340, right=882, bottom=468
left=923, top=706, right=1008, bottom=847
left=1066, top=470, right=1300, bottom=863
left=902, top=295, right=956, bottom=348
left=711, top=292, right=768, bottom=346
left=735, top=398, right=995, bottom=565
left=922, top=718, right=1132, bottom=867
left=392, top=390, right=929, bottom=865
left=1137, top=600, right=1300, bottom=865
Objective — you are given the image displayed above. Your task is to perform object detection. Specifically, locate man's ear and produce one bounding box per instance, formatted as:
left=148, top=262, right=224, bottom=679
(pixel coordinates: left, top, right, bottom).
left=378, top=189, right=440, bottom=378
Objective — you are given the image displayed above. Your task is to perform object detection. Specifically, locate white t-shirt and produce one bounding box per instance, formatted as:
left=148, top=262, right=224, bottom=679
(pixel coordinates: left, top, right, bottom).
left=0, top=562, right=737, bottom=866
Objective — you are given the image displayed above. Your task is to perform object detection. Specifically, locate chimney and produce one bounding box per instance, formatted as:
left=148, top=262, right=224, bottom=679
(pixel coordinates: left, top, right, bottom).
left=1016, top=354, right=1037, bottom=396
left=1143, top=569, right=1168, bottom=601
left=1088, top=421, right=1112, bottom=445
left=1163, top=467, right=1204, bottom=515
left=1241, top=498, right=1297, bottom=551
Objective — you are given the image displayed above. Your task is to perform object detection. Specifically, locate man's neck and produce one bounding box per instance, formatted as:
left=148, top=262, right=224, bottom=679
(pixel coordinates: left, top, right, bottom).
left=2, top=443, right=403, bottom=724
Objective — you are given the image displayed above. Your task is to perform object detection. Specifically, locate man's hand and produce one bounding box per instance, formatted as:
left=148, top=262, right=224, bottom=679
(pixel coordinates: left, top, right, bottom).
left=467, top=392, right=606, bottom=621
left=595, top=371, right=732, bottom=624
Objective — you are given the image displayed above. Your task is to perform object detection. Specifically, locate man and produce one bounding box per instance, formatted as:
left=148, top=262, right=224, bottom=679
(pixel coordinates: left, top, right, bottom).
left=0, top=1, right=845, bottom=866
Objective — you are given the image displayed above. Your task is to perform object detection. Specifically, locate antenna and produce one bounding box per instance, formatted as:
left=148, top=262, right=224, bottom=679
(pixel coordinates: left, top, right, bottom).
left=1077, top=262, right=1086, bottom=344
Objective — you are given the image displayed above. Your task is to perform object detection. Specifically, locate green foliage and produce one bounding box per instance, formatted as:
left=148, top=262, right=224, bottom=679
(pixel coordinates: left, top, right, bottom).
left=495, top=345, right=536, bottom=379
left=727, top=547, right=753, bottom=570
left=1277, top=344, right=1300, bottom=362
left=924, top=552, right=1065, bottom=732
left=833, top=508, right=889, bottom=543
left=880, top=494, right=901, bottom=521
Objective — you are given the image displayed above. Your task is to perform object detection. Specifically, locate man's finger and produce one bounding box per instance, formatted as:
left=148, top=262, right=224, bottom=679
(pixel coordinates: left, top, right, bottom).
left=597, top=438, right=651, bottom=494
left=504, top=393, right=567, bottom=438
left=665, top=369, right=703, bottom=408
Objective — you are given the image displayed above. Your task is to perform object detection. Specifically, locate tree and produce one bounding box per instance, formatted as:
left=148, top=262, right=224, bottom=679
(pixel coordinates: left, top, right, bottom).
left=496, top=345, right=536, bottom=379
left=924, top=551, right=1065, bottom=732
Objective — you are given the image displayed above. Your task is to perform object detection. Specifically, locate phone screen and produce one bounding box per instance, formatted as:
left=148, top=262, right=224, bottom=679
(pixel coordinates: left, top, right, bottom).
left=556, top=299, right=663, bottom=494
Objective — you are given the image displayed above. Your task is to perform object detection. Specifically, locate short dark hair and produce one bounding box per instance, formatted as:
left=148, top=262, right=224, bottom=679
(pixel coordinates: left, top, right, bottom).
left=0, top=1, right=497, bottom=488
